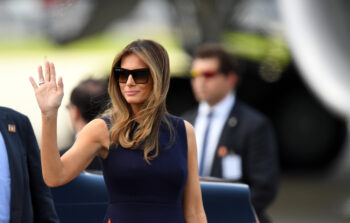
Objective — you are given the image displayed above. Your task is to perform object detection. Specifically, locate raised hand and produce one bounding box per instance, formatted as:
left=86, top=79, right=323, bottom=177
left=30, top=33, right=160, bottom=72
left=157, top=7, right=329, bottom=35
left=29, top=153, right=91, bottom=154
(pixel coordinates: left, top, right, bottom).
left=29, top=61, right=64, bottom=116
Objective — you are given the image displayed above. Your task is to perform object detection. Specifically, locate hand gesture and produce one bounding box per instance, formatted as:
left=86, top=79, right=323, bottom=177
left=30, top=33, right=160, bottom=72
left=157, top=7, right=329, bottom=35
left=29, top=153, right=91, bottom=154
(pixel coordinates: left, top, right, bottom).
left=29, top=61, right=64, bottom=116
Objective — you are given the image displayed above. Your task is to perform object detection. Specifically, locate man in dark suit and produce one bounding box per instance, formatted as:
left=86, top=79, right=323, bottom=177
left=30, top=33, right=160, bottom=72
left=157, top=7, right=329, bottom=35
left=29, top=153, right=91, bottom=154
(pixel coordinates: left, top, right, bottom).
left=0, top=106, right=59, bottom=223
left=182, top=44, right=279, bottom=223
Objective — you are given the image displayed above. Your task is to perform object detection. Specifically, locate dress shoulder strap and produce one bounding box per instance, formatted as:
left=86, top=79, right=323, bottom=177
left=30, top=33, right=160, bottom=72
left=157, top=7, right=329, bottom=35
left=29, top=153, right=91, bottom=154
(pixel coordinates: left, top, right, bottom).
left=100, top=116, right=111, bottom=130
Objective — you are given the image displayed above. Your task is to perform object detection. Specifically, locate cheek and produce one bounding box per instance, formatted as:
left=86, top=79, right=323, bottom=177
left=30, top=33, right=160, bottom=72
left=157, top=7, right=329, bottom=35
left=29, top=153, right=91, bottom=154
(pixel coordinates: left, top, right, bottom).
left=205, top=79, right=217, bottom=90
left=215, top=79, right=230, bottom=95
left=205, top=79, right=224, bottom=95
left=192, top=79, right=203, bottom=92
left=119, top=84, right=125, bottom=94
left=145, top=85, right=153, bottom=98
left=222, top=78, right=232, bottom=90
left=136, top=84, right=152, bottom=101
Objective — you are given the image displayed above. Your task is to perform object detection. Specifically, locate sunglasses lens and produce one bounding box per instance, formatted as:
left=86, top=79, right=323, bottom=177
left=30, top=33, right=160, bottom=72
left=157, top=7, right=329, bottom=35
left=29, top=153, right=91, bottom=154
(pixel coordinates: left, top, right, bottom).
left=114, top=68, right=128, bottom=83
left=203, top=71, right=216, bottom=78
left=191, top=70, right=217, bottom=78
left=114, top=68, right=150, bottom=84
left=133, top=69, right=149, bottom=84
left=190, top=70, right=199, bottom=78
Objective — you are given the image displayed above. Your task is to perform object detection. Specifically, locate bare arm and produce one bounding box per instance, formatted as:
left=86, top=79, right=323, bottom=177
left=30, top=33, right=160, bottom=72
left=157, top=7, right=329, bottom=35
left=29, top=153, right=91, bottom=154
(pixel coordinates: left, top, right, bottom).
left=183, top=121, right=207, bottom=223
left=29, top=61, right=109, bottom=187
left=59, top=119, right=109, bottom=185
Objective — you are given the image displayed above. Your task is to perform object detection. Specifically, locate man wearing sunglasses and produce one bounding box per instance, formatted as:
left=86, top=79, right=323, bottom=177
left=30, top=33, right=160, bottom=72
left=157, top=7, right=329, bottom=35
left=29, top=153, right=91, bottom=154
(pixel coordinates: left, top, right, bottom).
left=182, top=44, right=279, bottom=223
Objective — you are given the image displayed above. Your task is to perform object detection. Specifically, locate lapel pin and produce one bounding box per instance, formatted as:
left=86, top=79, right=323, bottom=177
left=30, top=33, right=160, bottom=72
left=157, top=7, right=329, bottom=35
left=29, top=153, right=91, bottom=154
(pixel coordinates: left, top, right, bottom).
left=217, top=146, right=228, bottom=158
left=228, top=117, right=238, bottom=127
left=8, top=124, right=16, bottom=133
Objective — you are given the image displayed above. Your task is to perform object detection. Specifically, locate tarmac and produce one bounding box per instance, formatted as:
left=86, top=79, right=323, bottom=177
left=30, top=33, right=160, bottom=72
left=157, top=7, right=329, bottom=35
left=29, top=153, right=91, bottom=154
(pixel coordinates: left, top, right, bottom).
left=269, top=133, right=350, bottom=223
left=269, top=175, right=350, bottom=223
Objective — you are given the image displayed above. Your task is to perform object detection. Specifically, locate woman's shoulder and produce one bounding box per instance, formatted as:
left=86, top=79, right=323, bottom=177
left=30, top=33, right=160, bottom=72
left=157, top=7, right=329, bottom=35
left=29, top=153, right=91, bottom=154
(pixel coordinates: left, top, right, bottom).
left=164, top=114, right=195, bottom=141
left=165, top=114, right=184, bottom=125
left=79, top=119, right=110, bottom=153
left=166, top=114, right=193, bottom=129
left=98, top=115, right=112, bottom=129
left=82, top=119, right=109, bottom=136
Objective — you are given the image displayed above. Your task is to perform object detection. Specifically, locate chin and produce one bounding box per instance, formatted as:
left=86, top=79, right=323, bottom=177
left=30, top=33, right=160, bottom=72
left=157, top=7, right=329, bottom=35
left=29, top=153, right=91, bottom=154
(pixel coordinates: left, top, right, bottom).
left=125, top=98, right=144, bottom=105
left=126, top=99, right=140, bottom=104
left=198, top=95, right=209, bottom=102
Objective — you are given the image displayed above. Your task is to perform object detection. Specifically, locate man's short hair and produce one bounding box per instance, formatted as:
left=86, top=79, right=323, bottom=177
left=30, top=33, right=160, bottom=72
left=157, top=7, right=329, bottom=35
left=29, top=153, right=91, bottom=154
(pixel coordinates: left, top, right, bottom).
left=194, top=44, right=239, bottom=76
left=70, top=78, right=109, bottom=122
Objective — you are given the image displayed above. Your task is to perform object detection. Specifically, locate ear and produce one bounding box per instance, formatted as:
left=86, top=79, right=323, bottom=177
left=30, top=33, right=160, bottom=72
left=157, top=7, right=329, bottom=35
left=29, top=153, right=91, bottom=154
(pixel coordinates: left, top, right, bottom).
left=227, top=72, right=239, bottom=88
left=71, top=106, right=82, bottom=121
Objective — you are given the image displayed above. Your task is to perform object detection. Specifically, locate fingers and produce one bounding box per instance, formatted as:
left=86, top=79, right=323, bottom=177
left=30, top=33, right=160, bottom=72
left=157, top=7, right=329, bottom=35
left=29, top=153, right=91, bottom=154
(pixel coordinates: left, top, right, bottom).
left=29, top=76, right=38, bottom=90
left=44, top=61, right=50, bottom=82
left=38, top=65, right=44, bottom=82
left=35, top=61, right=60, bottom=88
left=57, top=77, right=64, bottom=92
left=49, top=62, right=56, bottom=84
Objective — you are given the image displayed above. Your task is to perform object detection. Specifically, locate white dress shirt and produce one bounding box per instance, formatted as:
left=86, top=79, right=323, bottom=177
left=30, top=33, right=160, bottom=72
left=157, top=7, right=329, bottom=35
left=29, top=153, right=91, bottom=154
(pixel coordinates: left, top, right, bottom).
left=0, top=132, right=11, bottom=223
left=194, top=93, right=235, bottom=176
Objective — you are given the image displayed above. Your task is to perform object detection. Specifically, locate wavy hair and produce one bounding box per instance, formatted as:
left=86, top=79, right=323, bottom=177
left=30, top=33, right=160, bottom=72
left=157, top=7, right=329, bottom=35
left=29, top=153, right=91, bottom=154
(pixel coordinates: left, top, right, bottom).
left=108, top=39, right=173, bottom=164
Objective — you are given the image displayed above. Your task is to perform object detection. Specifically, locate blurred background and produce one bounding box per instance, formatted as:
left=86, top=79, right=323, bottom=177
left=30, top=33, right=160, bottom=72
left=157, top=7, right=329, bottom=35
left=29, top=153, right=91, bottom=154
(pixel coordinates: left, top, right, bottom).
left=0, top=0, right=349, bottom=222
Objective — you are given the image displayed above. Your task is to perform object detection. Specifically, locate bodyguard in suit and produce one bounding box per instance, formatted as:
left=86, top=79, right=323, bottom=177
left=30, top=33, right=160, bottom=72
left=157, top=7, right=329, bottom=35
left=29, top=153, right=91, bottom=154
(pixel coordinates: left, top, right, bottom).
left=182, top=44, right=279, bottom=223
left=0, top=107, right=59, bottom=223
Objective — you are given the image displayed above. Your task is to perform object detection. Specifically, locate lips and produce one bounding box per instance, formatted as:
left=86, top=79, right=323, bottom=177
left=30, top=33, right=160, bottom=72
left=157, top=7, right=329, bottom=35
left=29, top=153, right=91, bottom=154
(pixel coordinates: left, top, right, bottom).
left=125, top=90, right=139, bottom=96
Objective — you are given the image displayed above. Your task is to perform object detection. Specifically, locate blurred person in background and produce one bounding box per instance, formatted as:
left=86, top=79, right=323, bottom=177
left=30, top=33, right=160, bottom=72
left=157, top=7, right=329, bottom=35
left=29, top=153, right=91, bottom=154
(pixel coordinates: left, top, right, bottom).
left=0, top=106, right=59, bottom=223
left=29, top=39, right=207, bottom=223
left=61, top=78, right=109, bottom=171
left=182, top=44, right=279, bottom=223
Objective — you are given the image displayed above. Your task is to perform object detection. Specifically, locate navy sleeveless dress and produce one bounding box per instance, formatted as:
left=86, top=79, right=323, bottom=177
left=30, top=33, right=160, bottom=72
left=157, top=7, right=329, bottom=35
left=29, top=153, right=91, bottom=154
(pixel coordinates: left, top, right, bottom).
left=100, top=115, right=188, bottom=223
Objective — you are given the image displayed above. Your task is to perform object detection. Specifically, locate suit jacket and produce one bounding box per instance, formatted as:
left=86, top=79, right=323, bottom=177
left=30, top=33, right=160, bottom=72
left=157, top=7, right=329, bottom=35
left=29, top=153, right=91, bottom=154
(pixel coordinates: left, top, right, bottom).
left=0, top=107, right=59, bottom=223
left=182, top=100, right=279, bottom=223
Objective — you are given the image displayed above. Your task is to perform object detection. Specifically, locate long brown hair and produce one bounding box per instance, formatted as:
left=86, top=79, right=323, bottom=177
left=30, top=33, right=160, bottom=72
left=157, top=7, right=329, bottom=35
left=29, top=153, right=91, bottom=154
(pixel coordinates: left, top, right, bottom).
left=108, top=39, right=173, bottom=164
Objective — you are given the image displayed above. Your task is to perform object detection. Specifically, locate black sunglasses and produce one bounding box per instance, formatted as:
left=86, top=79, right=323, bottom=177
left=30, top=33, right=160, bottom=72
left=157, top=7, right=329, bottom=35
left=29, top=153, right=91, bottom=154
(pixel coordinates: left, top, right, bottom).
left=113, top=67, right=150, bottom=84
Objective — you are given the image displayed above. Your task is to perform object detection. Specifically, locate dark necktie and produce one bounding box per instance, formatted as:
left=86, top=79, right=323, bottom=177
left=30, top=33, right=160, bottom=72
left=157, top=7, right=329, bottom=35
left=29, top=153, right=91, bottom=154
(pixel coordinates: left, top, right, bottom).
left=199, top=111, right=213, bottom=176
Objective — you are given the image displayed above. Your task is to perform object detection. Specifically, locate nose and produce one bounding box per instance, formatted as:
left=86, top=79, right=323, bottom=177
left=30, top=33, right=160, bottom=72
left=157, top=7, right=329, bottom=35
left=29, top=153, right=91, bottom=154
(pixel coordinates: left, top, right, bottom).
left=126, top=74, right=136, bottom=86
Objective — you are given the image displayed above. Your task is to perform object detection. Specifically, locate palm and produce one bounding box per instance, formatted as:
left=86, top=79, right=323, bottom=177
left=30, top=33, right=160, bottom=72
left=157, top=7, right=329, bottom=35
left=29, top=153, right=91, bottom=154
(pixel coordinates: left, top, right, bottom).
left=29, top=61, right=64, bottom=115
left=35, top=81, right=63, bottom=113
